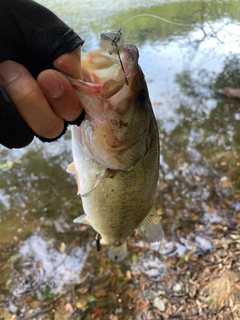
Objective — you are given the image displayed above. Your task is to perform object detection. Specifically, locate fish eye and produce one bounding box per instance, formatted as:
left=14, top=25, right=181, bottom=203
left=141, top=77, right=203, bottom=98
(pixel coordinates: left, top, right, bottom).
left=137, top=89, right=148, bottom=103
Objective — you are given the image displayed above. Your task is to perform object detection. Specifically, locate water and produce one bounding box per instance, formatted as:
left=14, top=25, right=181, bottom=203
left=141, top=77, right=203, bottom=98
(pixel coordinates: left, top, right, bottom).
left=1, top=0, right=240, bottom=318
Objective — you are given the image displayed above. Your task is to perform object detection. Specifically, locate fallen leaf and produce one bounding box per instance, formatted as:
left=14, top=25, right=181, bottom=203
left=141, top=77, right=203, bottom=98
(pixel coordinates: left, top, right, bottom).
left=178, top=165, right=187, bottom=171
left=125, top=270, right=131, bottom=279
left=60, top=242, right=66, bottom=252
left=172, top=283, right=182, bottom=292
left=54, top=311, right=71, bottom=320
left=76, top=299, right=88, bottom=311
left=219, top=176, right=232, bottom=189
left=95, top=289, right=107, bottom=298
left=204, top=205, right=218, bottom=215
left=194, top=175, right=201, bottom=181
left=65, top=303, right=73, bottom=313
left=77, top=285, right=90, bottom=294
left=87, top=295, right=97, bottom=302
left=221, top=87, right=240, bottom=99
left=91, top=307, right=103, bottom=319
left=153, top=297, right=166, bottom=312
left=4, top=315, right=17, bottom=320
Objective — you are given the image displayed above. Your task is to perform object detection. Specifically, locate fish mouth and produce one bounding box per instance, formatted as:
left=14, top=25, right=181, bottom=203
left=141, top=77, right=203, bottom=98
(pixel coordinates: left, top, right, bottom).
left=68, top=44, right=139, bottom=100
left=82, top=44, right=139, bottom=84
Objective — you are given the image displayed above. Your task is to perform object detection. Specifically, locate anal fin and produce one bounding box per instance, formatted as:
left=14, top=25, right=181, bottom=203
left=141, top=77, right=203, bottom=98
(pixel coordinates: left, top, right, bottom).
left=73, top=214, right=91, bottom=226
left=137, top=206, right=164, bottom=243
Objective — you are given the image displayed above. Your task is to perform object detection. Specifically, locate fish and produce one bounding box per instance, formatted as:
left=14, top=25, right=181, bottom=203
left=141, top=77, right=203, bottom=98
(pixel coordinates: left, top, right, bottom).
left=66, top=40, right=164, bottom=262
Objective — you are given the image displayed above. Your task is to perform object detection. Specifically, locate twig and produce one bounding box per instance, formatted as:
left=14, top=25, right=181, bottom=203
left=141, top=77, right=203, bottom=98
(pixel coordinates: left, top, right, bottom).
left=19, top=308, right=52, bottom=320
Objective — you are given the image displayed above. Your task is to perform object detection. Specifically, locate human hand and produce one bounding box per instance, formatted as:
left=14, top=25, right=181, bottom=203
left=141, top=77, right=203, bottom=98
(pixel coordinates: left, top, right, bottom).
left=0, top=0, right=84, bottom=149
left=0, top=47, right=84, bottom=147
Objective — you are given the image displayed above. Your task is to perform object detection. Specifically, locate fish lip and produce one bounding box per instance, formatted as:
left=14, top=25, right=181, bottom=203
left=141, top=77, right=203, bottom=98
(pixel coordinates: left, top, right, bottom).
left=118, top=44, right=139, bottom=78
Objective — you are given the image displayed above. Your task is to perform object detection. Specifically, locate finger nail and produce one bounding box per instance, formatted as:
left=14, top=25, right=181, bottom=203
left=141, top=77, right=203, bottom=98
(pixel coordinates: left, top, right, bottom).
left=0, top=61, right=20, bottom=85
left=40, top=73, right=64, bottom=98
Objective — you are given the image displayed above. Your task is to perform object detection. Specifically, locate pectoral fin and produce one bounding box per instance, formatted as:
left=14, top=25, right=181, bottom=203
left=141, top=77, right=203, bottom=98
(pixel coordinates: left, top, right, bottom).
left=81, top=169, right=107, bottom=197
left=67, top=159, right=107, bottom=197
left=137, top=206, right=164, bottom=243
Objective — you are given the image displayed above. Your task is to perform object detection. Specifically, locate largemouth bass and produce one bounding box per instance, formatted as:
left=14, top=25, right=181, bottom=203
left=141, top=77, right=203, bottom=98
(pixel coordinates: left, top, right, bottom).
left=67, top=41, right=164, bottom=261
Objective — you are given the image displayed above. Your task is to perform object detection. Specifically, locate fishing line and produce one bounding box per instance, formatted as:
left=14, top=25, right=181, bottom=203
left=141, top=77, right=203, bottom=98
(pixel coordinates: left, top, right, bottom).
left=100, top=14, right=192, bottom=85
left=122, top=13, right=193, bottom=28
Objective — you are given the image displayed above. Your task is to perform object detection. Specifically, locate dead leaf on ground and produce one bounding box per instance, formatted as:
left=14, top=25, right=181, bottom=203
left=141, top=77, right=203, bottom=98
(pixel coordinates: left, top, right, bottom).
left=95, top=289, right=107, bottom=298
left=54, top=311, right=72, bottom=320
left=203, top=270, right=240, bottom=308
left=220, top=87, right=240, bottom=99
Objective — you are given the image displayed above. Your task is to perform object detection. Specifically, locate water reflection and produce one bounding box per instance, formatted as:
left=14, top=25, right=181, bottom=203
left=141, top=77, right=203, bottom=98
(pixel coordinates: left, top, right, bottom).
left=11, top=234, right=88, bottom=299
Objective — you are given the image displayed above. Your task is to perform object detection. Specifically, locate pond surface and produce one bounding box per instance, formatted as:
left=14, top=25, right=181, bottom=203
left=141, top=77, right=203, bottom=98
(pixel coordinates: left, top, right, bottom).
left=1, top=0, right=240, bottom=319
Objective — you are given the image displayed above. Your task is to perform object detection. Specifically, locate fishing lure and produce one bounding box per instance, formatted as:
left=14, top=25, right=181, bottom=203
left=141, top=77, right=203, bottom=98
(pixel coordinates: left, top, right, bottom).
left=100, top=27, right=126, bottom=54
left=100, top=27, right=129, bottom=85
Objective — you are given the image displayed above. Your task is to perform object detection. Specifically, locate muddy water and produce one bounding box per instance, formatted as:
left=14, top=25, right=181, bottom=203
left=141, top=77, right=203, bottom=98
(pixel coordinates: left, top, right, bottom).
left=1, top=0, right=240, bottom=318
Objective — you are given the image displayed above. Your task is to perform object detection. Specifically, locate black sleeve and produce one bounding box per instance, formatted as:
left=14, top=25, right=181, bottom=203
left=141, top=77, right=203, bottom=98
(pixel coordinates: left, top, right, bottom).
left=0, top=0, right=84, bottom=149
left=0, top=0, right=84, bottom=77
